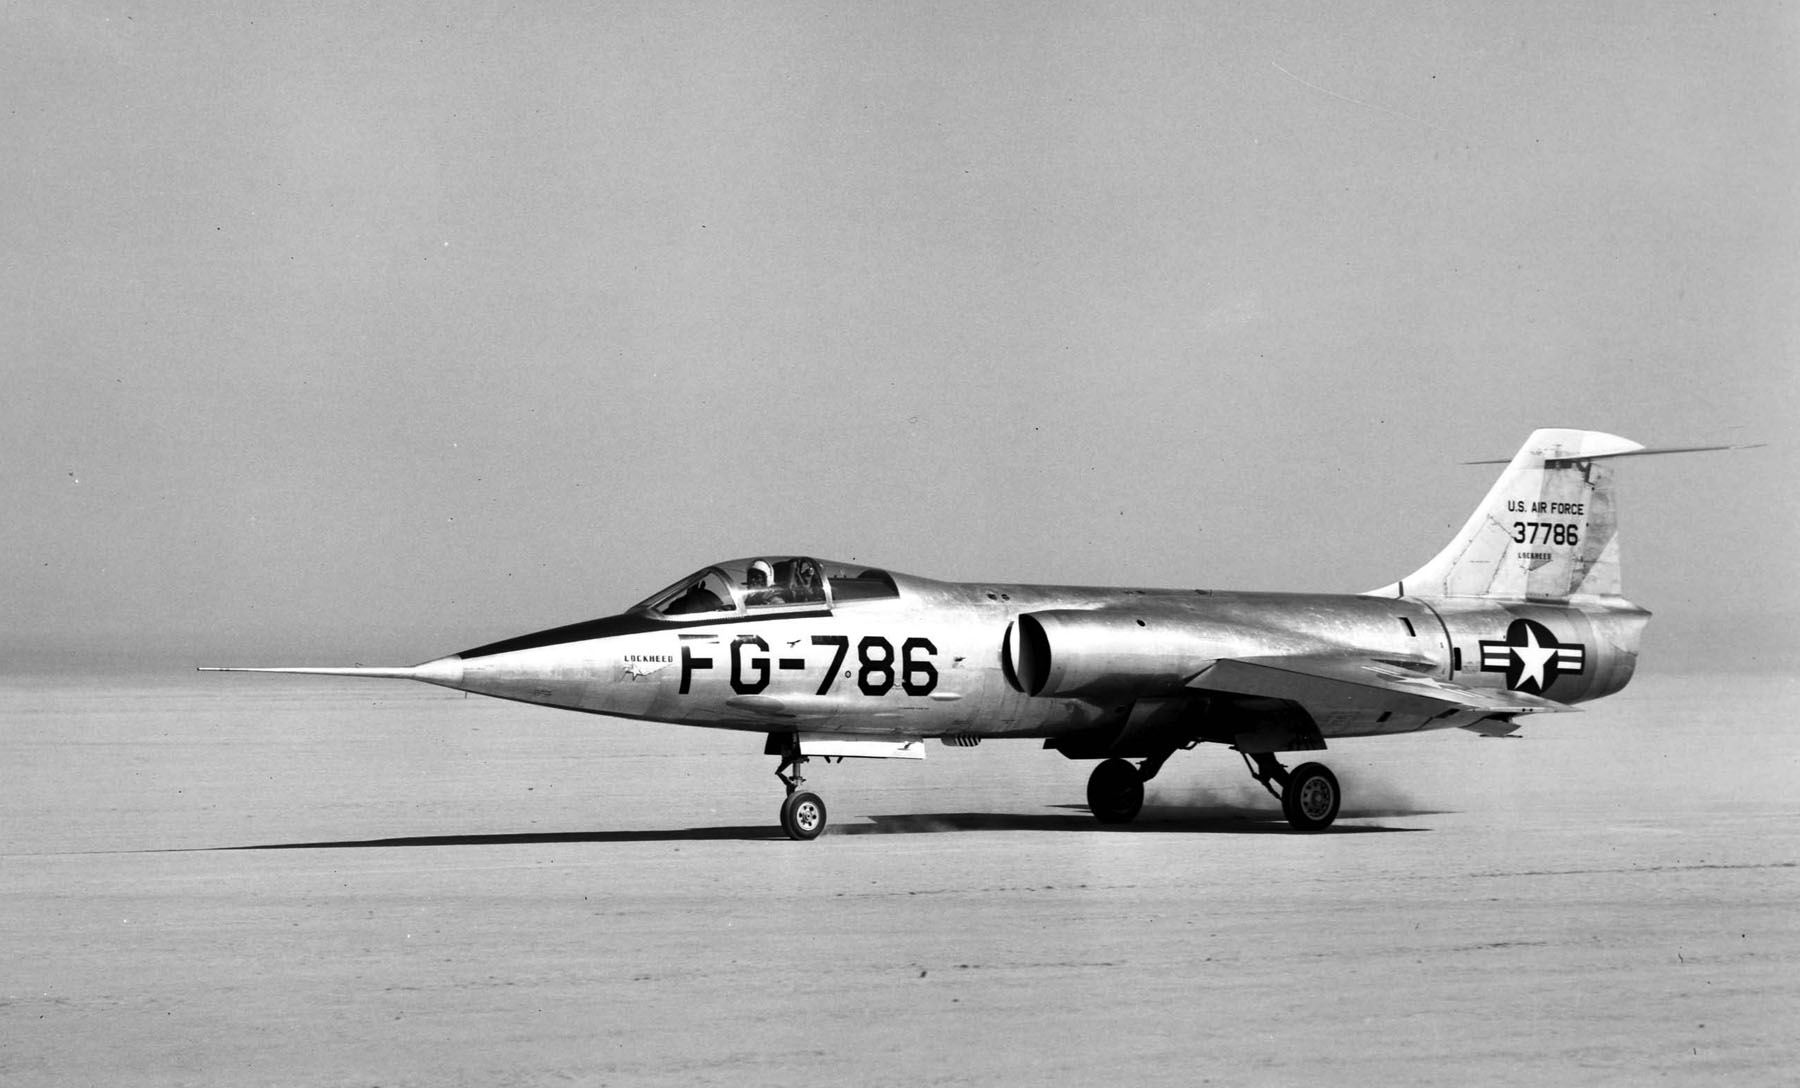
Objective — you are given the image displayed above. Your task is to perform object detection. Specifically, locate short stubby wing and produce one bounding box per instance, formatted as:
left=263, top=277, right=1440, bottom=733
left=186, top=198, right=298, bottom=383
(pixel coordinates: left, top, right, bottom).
left=1190, top=653, right=1574, bottom=739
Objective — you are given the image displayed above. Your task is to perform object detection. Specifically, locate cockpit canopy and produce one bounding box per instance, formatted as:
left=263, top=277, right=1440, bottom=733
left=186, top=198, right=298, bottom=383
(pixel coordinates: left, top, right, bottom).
left=632, top=557, right=900, bottom=620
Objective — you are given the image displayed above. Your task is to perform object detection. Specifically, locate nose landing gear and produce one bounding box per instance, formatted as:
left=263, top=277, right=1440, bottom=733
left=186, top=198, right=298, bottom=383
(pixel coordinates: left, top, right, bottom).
left=780, top=789, right=827, bottom=840
left=773, top=738, right=827, bottom=841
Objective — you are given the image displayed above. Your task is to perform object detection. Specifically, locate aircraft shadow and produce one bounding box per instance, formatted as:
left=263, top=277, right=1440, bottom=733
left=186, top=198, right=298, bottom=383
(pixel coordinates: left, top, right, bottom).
left=842, top=807, right=1431, bottom=836
left=215, top=826, right=788, bottom=850
left=195, top=804, right=1441, bottom=852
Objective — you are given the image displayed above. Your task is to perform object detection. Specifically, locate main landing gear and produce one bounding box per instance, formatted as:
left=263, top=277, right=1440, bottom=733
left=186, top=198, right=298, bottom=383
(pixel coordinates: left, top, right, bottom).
left=1081, top=750, right=1342, bottom=832
left=774, top=740, right=827, bottom=841
left=1085, top=748, right=1177, bottom=825
left=1244, top=751, right=1341, bottom=832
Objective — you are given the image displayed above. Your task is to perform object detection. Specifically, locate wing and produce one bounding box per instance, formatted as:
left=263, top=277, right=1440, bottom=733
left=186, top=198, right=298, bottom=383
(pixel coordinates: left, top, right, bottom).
left=1188, top=654, right=1574, bottom=738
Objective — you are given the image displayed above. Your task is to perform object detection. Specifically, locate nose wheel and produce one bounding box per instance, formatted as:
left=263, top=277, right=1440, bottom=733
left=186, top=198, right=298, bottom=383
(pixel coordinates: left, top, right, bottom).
left=780, top=791, right=827, bottom=840
left=772, top=736, right=829, bottom=840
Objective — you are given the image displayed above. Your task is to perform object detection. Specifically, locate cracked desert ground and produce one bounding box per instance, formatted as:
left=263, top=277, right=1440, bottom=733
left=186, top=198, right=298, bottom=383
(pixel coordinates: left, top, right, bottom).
left=4, top=670, right=1795, bottom=1086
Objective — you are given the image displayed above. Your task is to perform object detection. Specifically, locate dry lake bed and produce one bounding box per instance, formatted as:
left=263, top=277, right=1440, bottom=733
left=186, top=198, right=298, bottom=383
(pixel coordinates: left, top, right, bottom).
left=3, top=669, right=1796, bottom=1085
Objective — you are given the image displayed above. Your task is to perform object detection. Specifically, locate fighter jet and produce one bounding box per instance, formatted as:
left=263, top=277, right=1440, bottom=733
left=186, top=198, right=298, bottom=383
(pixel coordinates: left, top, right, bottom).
left=206, top=429, right=1697, bottom=840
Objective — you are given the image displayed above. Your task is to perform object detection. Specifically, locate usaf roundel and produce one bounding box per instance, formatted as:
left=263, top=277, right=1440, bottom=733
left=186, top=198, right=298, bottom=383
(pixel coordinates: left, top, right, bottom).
left=1478, top=618, right=1586, bottom=695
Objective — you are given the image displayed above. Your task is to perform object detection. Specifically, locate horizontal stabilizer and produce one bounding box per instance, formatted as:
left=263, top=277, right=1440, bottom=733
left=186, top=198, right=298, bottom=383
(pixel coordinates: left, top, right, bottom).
left=1190, top=655, right=1576, bottom=717
left=1464, top=441, right=1764, bottom=465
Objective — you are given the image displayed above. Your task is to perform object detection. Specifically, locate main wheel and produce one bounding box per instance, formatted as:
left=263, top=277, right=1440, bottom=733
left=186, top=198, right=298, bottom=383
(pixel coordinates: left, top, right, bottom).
left=780, top=791, right=828, bottom=841
left=1086, top=758, right=1145, bottom=824
left=1281, top=762, right=1340, bottom=831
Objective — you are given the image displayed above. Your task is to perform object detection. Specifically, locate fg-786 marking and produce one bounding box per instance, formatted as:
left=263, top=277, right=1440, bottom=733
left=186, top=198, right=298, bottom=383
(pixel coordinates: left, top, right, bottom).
left=679, top=635, right=939, bottom=697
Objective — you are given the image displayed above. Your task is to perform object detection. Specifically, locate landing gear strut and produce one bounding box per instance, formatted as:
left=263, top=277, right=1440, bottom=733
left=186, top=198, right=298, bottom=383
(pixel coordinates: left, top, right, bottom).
left=1244, top=752, right=1341, bottom=832
left=774, top=739, right=827, bottom=841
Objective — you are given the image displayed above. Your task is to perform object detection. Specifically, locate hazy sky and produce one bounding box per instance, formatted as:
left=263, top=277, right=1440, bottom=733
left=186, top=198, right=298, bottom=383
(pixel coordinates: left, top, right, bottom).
left=5, top=3, right=1795, bottom=672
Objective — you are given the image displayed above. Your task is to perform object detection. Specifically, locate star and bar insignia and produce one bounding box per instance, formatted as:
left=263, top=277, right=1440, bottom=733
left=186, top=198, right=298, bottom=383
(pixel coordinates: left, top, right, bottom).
left=1478, top=618, right=1586, bottom=694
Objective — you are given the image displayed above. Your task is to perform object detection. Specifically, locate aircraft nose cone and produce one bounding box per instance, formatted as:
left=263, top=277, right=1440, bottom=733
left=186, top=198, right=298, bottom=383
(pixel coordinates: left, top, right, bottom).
left=410, top=655, right=466, bottom=689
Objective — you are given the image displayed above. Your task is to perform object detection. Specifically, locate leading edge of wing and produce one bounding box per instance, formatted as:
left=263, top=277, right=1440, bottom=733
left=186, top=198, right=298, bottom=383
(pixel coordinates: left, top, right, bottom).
left=1188, top=655, right=1576, bottom=717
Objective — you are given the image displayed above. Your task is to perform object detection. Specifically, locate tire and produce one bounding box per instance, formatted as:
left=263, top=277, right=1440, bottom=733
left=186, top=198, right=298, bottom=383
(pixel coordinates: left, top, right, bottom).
left=781, top=791, right=828, bottom=841
left=1281, top=762, right=1340, bottom=831
left=1086, top=758, right=1145, bottom=824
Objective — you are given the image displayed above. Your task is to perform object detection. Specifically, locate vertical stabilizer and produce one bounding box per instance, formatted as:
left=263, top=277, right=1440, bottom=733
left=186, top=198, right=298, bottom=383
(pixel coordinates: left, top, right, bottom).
left=1370, top=429, right=1643, bottom=602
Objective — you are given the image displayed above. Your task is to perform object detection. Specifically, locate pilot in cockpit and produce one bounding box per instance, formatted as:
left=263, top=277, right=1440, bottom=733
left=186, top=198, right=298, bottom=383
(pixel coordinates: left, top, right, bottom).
left=744, top=559, right=783, bottom=606
left=745, top=557, right=825, bottom=607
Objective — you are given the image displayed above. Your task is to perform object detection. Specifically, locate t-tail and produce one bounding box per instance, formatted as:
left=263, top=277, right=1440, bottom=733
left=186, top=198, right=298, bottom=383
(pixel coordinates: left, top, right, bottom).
left=1365, top=428, right=1752, bottom=706
left=1370, top=428, right=1649, bottom=603
left=1371, top=428, right=1755, bottom=603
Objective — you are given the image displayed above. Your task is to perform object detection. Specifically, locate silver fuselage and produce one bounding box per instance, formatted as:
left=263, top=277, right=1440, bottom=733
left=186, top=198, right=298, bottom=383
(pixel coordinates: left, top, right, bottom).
left=415, top=571, right=1647, bottom=742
